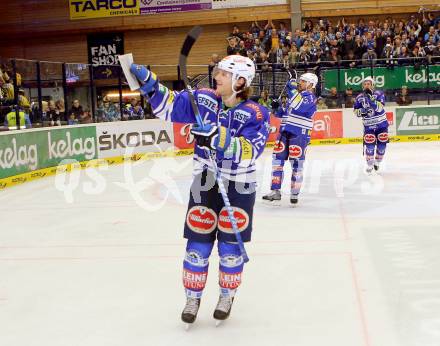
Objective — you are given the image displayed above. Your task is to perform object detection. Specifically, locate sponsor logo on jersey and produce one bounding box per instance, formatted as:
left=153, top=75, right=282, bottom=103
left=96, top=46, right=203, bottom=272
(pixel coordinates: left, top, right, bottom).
left=183, top=269, right=208, bottom=290
left=233, top=110, right=251, bottom=124
left=218, top=207, right=249, bottom=233
left=220, top=254, right=244, bottom=268
left=219, top=271, right=242, bottom=289
left=377, top=132, right=389, bottom=142
left=273, top=141, right=285, bottom=154
left=186, top=206, right=217, bottom=234
left=364, top=134, right=376, bottom=144
left=289, top=145, right=302, bottom=158
left=197, top=94, right=218, bottom=113
left=245, top=102, right=263, bottom=121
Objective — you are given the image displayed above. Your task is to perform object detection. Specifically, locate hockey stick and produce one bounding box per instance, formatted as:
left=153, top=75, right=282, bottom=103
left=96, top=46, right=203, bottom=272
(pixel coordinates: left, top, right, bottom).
left=275, top=68, right=298, bottom=102
left=271, top=68, right=298, bottom=111
left=179, top=26, right=250, bottom=263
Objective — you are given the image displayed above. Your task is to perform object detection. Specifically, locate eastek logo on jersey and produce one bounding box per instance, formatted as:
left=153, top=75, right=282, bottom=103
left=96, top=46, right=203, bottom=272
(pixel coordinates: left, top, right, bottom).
left=398, top=111, right=440, bottom=131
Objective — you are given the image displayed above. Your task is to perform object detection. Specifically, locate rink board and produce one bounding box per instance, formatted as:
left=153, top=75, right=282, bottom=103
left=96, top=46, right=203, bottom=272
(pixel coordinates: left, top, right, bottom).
left=1, top=133, right=440, bottom=190
left=1, top=103, right=440, bottom=189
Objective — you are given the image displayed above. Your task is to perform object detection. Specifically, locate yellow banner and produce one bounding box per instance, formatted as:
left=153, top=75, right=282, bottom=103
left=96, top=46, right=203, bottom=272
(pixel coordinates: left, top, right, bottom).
left=69, top=0, right=140, bottom=20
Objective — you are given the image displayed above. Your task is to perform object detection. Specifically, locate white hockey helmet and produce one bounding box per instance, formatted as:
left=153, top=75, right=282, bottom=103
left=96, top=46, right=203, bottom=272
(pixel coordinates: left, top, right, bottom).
left=217, top=55, right=256, bottom=88
left=362, top=76, right=375, bottom=87
left=299, top=72, right=318, bottom=88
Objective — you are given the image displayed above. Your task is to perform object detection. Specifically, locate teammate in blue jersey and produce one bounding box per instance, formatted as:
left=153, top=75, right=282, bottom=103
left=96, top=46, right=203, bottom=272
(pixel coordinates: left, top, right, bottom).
left=353, top=76, right=389, bottom=174
left=262, top=72, right=318, bottom=205
left=129, top=55, right=270, bottom=325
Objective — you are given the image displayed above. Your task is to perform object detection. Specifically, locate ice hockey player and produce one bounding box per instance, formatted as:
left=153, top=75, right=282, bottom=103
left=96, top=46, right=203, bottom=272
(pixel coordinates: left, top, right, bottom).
left=353, top=76, right=388, bottom=174
left=129, top=56, right=270, bottom=326
left=262, top=72, right=318, bottom=205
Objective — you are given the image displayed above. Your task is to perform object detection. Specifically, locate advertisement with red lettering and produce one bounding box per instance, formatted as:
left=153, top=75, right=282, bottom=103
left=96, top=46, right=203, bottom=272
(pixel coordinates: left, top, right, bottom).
left=173, top=123, right=195, bottom=149
left=311, top=110, right=343, bottom=139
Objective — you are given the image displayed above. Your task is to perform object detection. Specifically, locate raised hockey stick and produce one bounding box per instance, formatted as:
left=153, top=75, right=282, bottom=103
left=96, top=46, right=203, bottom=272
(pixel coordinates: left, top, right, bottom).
left=179, top=26, right=249, bottom=263
left=271, top=68, right=298, bottom=110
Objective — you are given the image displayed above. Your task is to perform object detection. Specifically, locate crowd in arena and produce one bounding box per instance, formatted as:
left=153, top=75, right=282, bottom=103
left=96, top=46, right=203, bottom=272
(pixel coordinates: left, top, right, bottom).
left=225, top=11, right=440, bottom=70
left=221, top=10, right=440, bottom=111
left=2, top=9, right=440, bottom=130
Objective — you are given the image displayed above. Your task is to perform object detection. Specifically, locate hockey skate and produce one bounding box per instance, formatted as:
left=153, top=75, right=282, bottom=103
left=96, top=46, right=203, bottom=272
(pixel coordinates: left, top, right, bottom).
left=373, top=163, right=380, bottom=172
left=365, top=165, right=374, bottom=175
left=290, top=194, right=299, bottom=206
left=213, top=295, right=234, bottom=326
left=262, top=190, right=281, bottom=205
left=181, top=297, right=201, bottom=330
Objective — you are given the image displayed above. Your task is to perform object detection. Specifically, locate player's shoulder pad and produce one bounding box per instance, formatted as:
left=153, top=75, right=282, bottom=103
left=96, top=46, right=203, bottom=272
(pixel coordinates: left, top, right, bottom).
left=195, top=88, right=221, bottom=114
left=241, top=99, right=270, bottom=122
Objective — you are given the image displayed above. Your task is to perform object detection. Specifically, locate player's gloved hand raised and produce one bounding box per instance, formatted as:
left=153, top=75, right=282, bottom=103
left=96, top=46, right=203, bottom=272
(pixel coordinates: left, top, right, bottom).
left=190, top=123, right=231, bottom=152
left=130, top=64, right=158, bottom=95
left=364, top=88, right=375, bottom=100
left=286, top=79, right=298, bottom=98
left=271, top=99, right=280, bottom=111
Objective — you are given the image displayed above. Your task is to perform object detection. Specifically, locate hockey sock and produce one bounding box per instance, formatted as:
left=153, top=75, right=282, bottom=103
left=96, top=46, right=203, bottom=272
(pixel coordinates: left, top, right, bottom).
left=218, top=241, right=244, bottom=297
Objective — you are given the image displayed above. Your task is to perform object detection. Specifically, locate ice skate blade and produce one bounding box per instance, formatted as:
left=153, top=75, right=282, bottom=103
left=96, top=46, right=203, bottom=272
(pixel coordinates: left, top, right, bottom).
left=184, top=323, right=192, bottom=331
left=262, top=199, right=281, bottom=207
left=215, top=319, right=223, bottom=327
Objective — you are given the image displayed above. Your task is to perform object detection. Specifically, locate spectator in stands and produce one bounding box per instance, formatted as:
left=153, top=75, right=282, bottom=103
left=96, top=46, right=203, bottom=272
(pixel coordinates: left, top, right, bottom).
left=316, top=97, right=328, bottom=110
left=1, top=73, right=14, bottom=103
left=258, top=90, right=272, bottom=110
left=97, top=96, right=120, bottom=122
left=46, top=100, right=62, bottom=126
left=288, top=45, right=300, bottom=66
left=382, top=44, right=397, bottom=69
left=250, top=21, right=262, bottom=39
left=326, top=47, right=341, bottom=66
left=18, top=88, right=30, bottom=112
left=226, top=37, right=238, bottom=55
left=229, top=25, right=243, bottom=40
left=395, top=86, right=413, bottom=106
left=4, top=106, right=32, bottom=129
left=325, top=87, right=342, bottom=109
left=209, top=54, right=221, bottom=69
left=344, top=88, right=355, bottom=108
left=244, top=32, right=255, bottom=51
left=237, top=40, right=247, bottom=57
left=342, top=50, right=359, bottom=68
left=362, top=45, right=378, bottom=65
left=353, top=35, right=366, bottom=59
left=80, top=108, right=93, bottom=124
left=432, top=41, right=440, bottom=62
left=398, top=46, right=412, bottom=65
left=341, top=32, right=356, bottom=57
left=68, top=99, right=83, bottom=125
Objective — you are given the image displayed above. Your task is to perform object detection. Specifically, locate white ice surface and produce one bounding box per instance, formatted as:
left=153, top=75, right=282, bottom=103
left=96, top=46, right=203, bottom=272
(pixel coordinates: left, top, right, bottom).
left=1, top=142, right=440, bottom=346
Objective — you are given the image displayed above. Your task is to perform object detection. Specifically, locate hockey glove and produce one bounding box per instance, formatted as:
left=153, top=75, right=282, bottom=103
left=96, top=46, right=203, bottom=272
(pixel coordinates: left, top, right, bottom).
left=286, top=79, right=298, bottom=98
left=271, top=99, right=280, bottom=111
left=130, top=64, right=158, bottom=95
left=191, top=123, right=231, bottom=152
left=364, top=88, right=375, bottom=101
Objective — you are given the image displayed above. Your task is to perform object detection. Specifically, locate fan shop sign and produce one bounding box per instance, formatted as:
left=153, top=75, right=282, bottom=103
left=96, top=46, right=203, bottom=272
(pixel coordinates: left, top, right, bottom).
left=69, top=0, right=140, bottom=19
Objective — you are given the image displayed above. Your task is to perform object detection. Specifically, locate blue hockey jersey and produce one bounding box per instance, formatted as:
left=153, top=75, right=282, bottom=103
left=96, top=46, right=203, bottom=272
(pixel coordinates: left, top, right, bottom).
left=353, top=91, right=387, bottom=128
left=147, top=83, right=270, bottom=183
left=276, top=89, right=317, bottom=136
